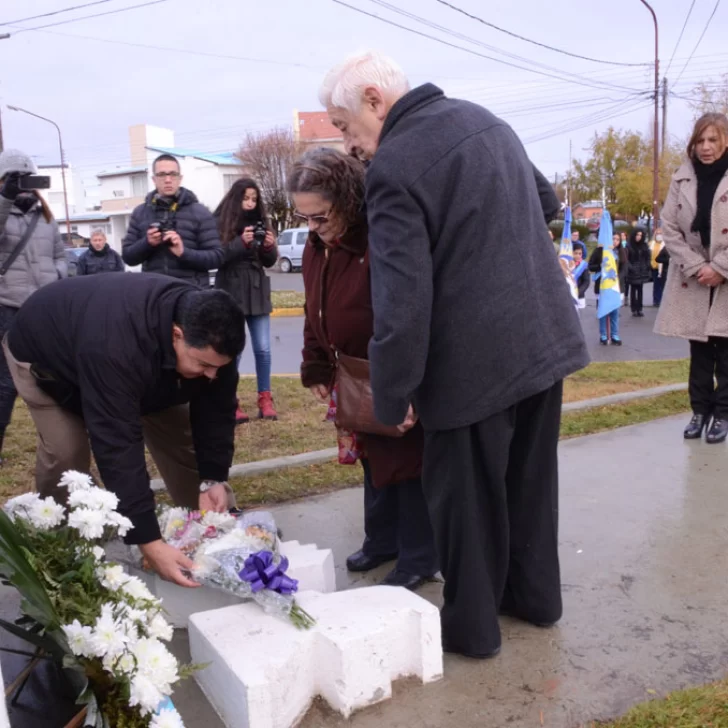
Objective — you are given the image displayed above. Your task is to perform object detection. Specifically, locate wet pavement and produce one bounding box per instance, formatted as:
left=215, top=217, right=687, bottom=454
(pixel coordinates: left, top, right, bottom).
left=5, top=414, right=727, bottom=727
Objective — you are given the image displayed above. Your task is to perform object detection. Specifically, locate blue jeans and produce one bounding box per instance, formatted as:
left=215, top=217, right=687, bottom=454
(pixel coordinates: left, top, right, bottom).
left=237, top=314, right=271, bottom=392
left=599, top=309, right=620, bottom=341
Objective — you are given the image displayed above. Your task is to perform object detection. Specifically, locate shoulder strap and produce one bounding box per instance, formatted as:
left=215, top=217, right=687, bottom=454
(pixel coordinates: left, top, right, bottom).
left=0, top=210, right=42, bottom=278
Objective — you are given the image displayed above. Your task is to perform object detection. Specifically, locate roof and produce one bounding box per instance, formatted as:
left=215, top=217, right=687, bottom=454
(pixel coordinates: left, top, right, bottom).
left=146, top=146, right=242, bottom=166
left=97, top=166, right=147, bottom=178
left=297, top=112, right=343, bottom=142
left=66, top=212, right=111, bottom=222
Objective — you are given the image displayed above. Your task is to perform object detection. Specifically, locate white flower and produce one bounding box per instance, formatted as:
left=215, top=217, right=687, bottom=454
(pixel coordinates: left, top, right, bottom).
left=121, top=604, right=147, bottom=624
left=114, top=651, right=137, bottom=675
left=62, top=620, right=95, bottom=658
left=133, top=638, right=179, bottom=688
left=99, top=564, right=129, bottom=591
left=68, top=508, right=106, bottom=540
left=191, top=553, right=218, bottom=580
left=92, top=546, right=106, bottom=562
left=58, top=470, right=94, bottom=493
left=148, top=614, right=173, bottom=642
left=69, top=487, right=119, bottom=513
left=200, top=511, right=236, bottom=532
left=28, top=497, right=65, bottom=530
left=151, top=706, right=185, bottom=728
left=5, top=493, right=41, bottom=520
left=129, top=674, right=165, bottom=716
left=121, top=575, right=155, bottom=603
left=106, top=511, right=133, bottom=537
left=90, top=609, right=128, bottom=658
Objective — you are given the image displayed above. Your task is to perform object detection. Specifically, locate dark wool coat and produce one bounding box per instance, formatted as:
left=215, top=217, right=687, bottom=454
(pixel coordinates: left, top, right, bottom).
left=301, top=224, right=423, bottom=489
left=365, top=83, right=589, bottom=430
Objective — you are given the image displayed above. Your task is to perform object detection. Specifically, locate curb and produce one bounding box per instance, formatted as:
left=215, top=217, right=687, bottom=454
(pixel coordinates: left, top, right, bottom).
left=271, top=308, right=304, bottom=318
left=150, top=383, right=688, bottom=492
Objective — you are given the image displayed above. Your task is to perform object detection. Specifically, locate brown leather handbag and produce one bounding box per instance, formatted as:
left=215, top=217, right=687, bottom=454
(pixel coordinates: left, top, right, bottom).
left=334, top=349, right=404, bottom=438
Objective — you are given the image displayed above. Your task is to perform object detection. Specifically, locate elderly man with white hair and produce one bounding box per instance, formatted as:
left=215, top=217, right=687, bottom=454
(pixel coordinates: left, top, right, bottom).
left=320, top=51, right=589, bottom=659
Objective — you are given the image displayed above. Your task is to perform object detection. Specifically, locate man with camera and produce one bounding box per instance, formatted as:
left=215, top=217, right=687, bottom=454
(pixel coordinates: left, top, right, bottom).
left=122, top=154, right=223, bottom=286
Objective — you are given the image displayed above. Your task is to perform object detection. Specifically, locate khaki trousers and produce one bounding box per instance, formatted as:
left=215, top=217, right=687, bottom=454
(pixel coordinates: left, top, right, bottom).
left=3, top=337, right=234, bottom=509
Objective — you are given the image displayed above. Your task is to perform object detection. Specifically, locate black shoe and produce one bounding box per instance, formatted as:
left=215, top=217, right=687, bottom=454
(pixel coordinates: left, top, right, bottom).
left=600, top=338, right=608, bottom=346
left=611, top=338, right=623, bottom=346
left=706, top=418, right=728, bottom=444
left=346, top=549, right=398, bottom=573
left=380, top=568, right=431, bottom=590
left=684, top=414, right=710, bottom=440
left=637, top=311, right=645, bottom=317
left=499, top=606, right=559, bottom=628
left=443, top=642, right=501, bottom=659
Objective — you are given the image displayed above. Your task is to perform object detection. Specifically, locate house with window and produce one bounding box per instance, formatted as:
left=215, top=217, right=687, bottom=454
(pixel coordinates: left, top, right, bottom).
left=293, top=110, right=345, bottom=152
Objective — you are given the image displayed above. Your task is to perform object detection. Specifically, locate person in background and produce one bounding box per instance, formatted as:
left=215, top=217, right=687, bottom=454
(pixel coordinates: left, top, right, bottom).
left=655, top=112, right=728, bottom=445
left=650, top=228, right=666, bottom=307
left=626, top=229, right=651, bottom=317
left=291, top=148, right=437, bottom=590
left=572, top=242, right=590, bottom=309
left=0, top=149, right=67, bottom=463
left=590, top=233, right=626, bottom=345
left=77, top=230, right=124, bottom=275
left=122, top=154, right=223, bottom=288
left=214, top=179, right=278, bottom=422
left=621, top=231, right=630, bottom=303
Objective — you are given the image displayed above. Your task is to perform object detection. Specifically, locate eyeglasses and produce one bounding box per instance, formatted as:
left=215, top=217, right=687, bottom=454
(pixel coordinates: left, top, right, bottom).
left=154, top=171, right=181, bottom=179
left=293, top=211, right=330, bottom=225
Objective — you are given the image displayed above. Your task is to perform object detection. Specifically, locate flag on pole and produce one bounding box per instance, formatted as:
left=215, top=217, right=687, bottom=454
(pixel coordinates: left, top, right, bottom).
left=596, top=209, right=621, bottom=319
left=559, top=206, right=574, bottom=267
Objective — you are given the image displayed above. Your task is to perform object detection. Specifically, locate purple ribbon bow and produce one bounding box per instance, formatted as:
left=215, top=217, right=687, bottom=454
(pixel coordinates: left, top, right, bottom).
left=239, top=550, right=299, bottom=595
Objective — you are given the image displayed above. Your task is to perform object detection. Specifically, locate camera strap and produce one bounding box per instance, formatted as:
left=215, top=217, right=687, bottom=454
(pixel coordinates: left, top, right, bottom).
left=0, top=210, right=41, bottom=278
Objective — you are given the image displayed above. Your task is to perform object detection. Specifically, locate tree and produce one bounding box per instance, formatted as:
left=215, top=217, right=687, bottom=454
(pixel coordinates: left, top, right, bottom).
left=688, top=74, right=728, bottom=118
left=236, top=128, right=304, bottom=232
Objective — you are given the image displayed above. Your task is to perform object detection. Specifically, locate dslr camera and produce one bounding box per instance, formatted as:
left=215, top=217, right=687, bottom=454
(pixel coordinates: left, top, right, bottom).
left=149, top=219, right=177, bottom=244
left=251, top=221, right=267, bottom=250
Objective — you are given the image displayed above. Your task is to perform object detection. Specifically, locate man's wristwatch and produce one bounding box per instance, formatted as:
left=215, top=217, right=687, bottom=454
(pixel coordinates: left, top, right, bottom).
left=199, top=480, right=227, bottom=493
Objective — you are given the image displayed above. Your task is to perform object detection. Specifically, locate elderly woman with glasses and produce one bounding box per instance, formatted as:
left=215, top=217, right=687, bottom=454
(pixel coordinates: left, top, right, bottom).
left=289, top=147, right=437, bottom=590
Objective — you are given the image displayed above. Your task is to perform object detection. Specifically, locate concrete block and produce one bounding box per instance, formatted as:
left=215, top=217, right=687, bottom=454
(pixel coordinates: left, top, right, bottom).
left=123, top=540, right=336, bottom=628
left=189, top=586, right=443, bottom=728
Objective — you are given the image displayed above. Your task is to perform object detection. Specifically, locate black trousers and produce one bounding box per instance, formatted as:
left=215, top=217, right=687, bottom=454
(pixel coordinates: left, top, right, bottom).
left=422, top=381, right=563, bottom=656
left=689, top=338, right=728, bottom=419
left=630, top=284, right=644, bottom=313
left=361, top=459, right=438, bottom=576
left=0, top=306, right=18, bottom=443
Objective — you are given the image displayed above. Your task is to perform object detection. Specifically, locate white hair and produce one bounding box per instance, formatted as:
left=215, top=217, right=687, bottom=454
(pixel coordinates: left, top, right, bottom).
left=90, top=229, right=107, bottom=238
left=319, top=50, right=410, bottom=112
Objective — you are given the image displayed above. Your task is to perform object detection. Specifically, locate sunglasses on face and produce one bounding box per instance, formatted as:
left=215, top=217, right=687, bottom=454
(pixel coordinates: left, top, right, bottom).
left=293, top=211, right=330, bottom=225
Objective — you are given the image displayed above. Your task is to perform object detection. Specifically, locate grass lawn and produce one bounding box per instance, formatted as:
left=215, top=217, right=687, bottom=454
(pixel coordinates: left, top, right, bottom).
left=0, top=360, right=690, bottom=505
left=270, top=290, right=305, bottom=309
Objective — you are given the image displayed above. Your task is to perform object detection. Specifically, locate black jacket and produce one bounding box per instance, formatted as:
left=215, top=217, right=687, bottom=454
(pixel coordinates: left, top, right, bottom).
left=365, top=84, right=589, bottom=430
left=215, top=217, right=277, bottom=316
left=77, top=243, right=124, bottom=276
left=627, top=242, right=652, bottom=285
left=122, top=188, right=224, bottom=287
left=589, top=246, right=627, bottom=296
left=656, top=245, right=670, bottom=277
left=7, top=274, right=238, bottom=545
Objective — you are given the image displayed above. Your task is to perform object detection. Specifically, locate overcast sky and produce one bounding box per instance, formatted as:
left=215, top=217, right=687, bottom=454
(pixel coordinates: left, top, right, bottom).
left=1, top=0, right=725, bottom=183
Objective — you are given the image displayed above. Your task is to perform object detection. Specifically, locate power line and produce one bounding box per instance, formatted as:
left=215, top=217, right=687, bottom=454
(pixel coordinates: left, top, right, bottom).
left=673, top=0, right=723, bottom=87
left=665, top=0, right=697, bottom=76
left=434, top=0, right=648, bottom=68
left=331, top=0, right=643, bottom=94
left=12, top=0, right=169, bottom=34
left=0, top=0, right=116, bottom=27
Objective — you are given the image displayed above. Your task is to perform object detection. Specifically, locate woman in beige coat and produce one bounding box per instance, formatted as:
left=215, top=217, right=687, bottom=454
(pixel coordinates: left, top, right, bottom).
left=655, top=113, right=728, bottom=444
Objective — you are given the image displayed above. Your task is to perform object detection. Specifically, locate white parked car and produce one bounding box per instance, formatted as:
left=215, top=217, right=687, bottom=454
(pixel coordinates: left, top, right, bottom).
left=276, top=227, right=309, bottom=273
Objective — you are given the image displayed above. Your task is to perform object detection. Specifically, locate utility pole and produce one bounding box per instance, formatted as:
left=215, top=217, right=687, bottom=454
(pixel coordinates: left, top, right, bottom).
left=639, top=0, right=660, bottom=235
left=567, top=138, right=573, bottom=208
left=661, top=77, right=668, bottom=158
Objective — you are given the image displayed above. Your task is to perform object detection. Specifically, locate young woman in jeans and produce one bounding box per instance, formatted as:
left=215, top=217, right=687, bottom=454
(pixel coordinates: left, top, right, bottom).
left=214, top=179, right=277, bottom=421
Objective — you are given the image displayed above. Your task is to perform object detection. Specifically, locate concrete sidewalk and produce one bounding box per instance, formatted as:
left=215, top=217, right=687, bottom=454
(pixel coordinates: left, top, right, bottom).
left=6, top=414, right=728, bottom=728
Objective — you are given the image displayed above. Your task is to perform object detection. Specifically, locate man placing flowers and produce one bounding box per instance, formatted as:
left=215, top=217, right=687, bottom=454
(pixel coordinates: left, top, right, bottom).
left=2, top=272, right=245, bottom=587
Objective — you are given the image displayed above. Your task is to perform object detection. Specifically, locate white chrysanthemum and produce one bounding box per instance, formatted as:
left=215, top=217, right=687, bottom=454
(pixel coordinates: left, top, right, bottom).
left=200, top=511, right=235, bottom=531
left=121, top=575, right=155, bottom=603
left=114, top=651, right=137, bottom=675
left=68, top=508, right=106, bottom=540
left=99, top=564, right=128, bottom=591
left=5, top=492, right=41, bottom=520
left=62, top=620, right=95, bottom=658
left=90, top=610, right=128, bottom=658
left=148, top=614, right=173, bottom=642
left=133, top=638, right=179, bottom=688
left=58, top=470, right=94, bottom=493
left=28, top=497, right=65, bottom=530
left=106, top=511, right=133, bottom=537
left=69, top=487, right=119, bottom=513
left=191, top=553, right=218, bottom=579
left=121, top=604, right=147, bottom=624
left=92, top=546, right=106, bottom=562
left=129, top=674, right=165, bottom=716
left=150, top=706, right=185, bottom=728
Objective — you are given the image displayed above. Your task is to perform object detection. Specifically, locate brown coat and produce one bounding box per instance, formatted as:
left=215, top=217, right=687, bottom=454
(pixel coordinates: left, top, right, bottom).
left=301, top=223, right=423, bottom=488
left=655, top=161, right=728, bottom=342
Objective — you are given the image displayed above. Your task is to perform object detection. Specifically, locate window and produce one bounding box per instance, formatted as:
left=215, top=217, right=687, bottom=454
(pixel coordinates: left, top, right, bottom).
left=113, top=190, right=124, bottom=198
left=279, top=231, right=293, bottom=247
left=296, top=232, right=308, bottom=246
left=223, top=174, right=239, bottom=193
left=131, top=175, right=147, bottom=197
left=71, top=225, right=78, bottom=232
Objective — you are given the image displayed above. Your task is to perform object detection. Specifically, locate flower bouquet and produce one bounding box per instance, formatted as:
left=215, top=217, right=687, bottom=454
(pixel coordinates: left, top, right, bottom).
left=0, top=471, right=191, bottom=727
left=155, top=507, right=315, bottom=629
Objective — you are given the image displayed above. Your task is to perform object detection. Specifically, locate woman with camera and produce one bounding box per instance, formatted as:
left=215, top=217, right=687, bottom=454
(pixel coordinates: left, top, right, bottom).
left=214, top=179, right=278, bottom=422
left=0, top=150, right=67, bottom=461
left=289, top=148, right=437, bottom=591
